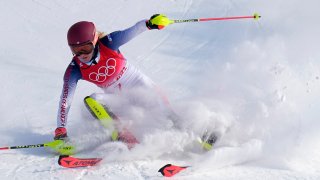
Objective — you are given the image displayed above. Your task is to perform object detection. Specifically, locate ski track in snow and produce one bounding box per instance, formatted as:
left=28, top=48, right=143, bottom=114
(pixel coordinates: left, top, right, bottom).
left=1, top=0, right=320, bottom=179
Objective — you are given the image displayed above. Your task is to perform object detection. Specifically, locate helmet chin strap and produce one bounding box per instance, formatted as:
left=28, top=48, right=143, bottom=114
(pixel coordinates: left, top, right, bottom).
left=90, top=44, right=99, bottom=64
left=92, top=32, right=99, bottom=46
left=87, top=32, right=100, bottom=65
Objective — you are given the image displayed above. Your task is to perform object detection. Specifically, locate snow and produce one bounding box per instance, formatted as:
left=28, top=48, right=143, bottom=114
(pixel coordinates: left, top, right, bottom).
left=1, top=0, right=320, bottom=179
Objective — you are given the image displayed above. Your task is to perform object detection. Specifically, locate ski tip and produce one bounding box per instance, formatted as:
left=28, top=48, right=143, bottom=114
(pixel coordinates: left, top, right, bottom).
left=58, top=155, right=69, bottom=166
left=158, top=164, right=189, bottom=177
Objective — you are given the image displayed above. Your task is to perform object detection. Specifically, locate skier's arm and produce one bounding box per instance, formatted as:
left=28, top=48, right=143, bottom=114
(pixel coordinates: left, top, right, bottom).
left=100, top=14, right=171, bottom=50
left=101, top=14, right=172, bottom=50
left=100, top=20, right=148, bottom=50
left=56, top=62, right=82, bottom=128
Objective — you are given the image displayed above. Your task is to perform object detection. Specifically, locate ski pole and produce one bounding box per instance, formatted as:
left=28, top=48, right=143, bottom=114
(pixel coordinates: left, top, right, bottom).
left=0, top=140, right=75, bottom=155
left=0, top=140, right=62, bottom=150
left=169, top=13, right=261, bottom=24
left=0, top=143, right=45, bottom=150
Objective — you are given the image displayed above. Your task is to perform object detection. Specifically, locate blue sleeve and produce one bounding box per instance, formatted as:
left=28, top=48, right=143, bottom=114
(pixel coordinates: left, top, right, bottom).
left=100, top=19, right=148, bottom=51
left=56, top=61, right=82, bottom=128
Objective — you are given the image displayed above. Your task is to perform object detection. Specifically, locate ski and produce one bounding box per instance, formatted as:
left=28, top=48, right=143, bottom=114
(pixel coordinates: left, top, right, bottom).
left=158, top=164, right=190, bottom=177
left=58, top=155, right=102, bottom=168
left=59, top=155, right=189, bottom=177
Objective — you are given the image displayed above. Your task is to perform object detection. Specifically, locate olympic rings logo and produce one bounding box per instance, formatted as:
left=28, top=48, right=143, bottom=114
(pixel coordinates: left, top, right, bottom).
left=89, top=58, right=117, bottom=82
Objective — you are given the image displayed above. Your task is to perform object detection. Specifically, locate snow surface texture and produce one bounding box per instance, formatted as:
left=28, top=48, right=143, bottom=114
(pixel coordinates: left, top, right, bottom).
left=1, top=0, right=320, bottom=179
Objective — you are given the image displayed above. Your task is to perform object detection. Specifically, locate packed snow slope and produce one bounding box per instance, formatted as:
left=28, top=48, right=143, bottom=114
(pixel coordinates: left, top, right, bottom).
left=1, top=0, right=320, bottom=179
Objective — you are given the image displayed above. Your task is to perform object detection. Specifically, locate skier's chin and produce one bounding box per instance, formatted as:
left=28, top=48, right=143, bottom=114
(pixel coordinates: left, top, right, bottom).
left=79, top=55, right=92, bottom=62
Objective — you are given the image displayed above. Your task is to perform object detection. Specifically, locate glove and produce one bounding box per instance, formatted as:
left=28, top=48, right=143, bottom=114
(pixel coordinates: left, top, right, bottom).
left=53, top=127, right=75, bottom=155
left=146, top=14, right=173, bottom=30
left=54, top=127, right=68, bottom=140
left=200, top=130, right=218, bottom=151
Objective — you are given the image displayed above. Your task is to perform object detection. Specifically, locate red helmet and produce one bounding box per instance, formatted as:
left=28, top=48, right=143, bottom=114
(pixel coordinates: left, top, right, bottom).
left=67, top=21, right=96, bottom=47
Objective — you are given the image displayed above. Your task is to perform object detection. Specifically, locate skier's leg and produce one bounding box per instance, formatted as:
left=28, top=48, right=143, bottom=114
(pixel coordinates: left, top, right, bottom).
left=83, top=94, right=118, bottom=140
left=116, top=64, right=219, bottom=150
left=83, top=94, right=138, bottom=148
left=119, top=63, right=183, bottom=129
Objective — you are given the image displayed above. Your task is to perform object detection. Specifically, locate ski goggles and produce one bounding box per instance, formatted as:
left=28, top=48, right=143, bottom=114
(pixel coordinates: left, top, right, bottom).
left=70, top=43, right=94, bottom=56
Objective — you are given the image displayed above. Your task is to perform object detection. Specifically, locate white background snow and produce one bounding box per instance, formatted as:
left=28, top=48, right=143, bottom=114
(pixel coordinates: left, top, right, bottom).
left=1, top=0, right=320, bottom=179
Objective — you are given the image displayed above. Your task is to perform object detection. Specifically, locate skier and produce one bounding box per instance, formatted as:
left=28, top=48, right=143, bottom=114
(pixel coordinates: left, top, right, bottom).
left=53, top=14, right=216, bottom=151
left=53, top=14, right=176, bottom=145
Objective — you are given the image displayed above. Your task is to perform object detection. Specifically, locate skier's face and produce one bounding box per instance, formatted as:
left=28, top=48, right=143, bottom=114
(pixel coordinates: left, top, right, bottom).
left=78, top=50, right=94, bottom=63
left=70, top=43, right=95, bottom=62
